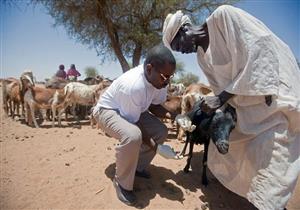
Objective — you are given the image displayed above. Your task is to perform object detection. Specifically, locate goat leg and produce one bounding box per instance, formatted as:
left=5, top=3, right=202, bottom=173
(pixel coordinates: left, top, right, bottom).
left=179, top=132, right=190, bottom=156
left=51, top=106, right=58, bottom=127
left=184, top=141, right=194, bottom=173
left=57, top=108, right=65, bottom=127
left=21, top=103, right=25, bottom=118
left=8, top=100, right=13, bottom=117
left=16, top=102, right=20, bottom=117
left=74, top=104, right=81, bottom=126
left=31, top=107, right=40, bottom=128
left=12, top=101, right=16, bottom=119
left=202, top=141, right=209, bottom=186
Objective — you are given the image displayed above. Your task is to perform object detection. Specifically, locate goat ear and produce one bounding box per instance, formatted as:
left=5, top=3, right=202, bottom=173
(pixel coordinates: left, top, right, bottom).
left=226, top=105, right=237, bottom=122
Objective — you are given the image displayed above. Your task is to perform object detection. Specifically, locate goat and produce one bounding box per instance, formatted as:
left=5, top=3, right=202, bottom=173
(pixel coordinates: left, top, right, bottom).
left=167, top=83, right=185, bottom=96
left=82, top=75, right=104, bottom=85
left=177, top=83, right=213, bottom=140
left=23, top=86, right=65, bottom=128
left=163, top=95, right=182, bottom=114
left=59, top=80, right=112, bottom=125
left=45, top=76, right=69, bottom=89
left=4, top=71, right=35, bottom=118
left=20, top=72, right=65, bottom=128
left=184, top=83, right=212, bottom=95
left=7, top=81, right=23, bottom=118
left=2, top=78, right=22, bottom=117
left=89, top=86, right=110, bottom=129
left=178, top=100, right=236, bottom=186
left=161, top=95, right=182, bottom=131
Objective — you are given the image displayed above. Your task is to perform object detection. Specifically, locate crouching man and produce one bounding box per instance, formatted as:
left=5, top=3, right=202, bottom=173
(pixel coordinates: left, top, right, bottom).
left=92, top=45, right=179, bottom=206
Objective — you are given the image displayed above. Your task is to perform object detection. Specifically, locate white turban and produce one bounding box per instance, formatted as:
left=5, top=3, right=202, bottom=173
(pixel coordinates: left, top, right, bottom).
left=162, top=10, right=191, bottom=49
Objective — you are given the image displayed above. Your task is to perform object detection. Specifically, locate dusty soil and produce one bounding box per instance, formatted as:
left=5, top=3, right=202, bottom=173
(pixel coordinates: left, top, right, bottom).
left=0, top=87, right=299, bottom=210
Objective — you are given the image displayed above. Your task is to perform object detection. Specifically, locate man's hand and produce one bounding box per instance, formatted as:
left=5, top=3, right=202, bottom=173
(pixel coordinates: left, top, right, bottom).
left=200, top=95, right=222, bottom=114
left=200, top=91, right=234, bottom=114
left=175, top=114, right=196, bottom=132
left=157, top=144, right=179, bottom=159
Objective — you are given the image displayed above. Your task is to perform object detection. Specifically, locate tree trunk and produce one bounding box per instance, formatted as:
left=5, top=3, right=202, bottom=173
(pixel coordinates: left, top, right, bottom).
left=96, top=0, right=130, bottom=73
left=114, top=43, right=130, bottom=73
left=132, top=43, right=142, bottom=67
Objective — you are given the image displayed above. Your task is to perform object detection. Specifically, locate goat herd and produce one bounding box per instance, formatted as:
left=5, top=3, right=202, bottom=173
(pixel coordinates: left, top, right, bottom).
left=2, top=71, right=236, bottom=186
left=2, top=71, right=112, bottom=128
left=2, top=70, right=212, bottom=132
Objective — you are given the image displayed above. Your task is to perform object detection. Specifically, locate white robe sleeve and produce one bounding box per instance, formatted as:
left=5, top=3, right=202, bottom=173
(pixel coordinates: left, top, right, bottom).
left=207, top=5, right=280, bottom=96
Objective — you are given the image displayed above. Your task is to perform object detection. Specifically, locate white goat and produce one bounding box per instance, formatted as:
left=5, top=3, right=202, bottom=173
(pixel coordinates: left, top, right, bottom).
left=58, top=81, right=110, bottom=125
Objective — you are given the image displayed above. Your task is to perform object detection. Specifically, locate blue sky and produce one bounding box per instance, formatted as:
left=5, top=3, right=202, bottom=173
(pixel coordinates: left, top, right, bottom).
left=1, top=0, right=299, bottom=82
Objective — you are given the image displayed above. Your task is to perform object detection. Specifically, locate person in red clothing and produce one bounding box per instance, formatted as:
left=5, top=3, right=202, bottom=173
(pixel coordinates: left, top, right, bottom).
left=55, top=64, right=67, bottom=79
left=67, top=64, right=81, bottom=81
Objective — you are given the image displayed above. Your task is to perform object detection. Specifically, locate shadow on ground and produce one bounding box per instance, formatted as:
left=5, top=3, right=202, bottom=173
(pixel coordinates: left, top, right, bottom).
left=104, top=152, right=257, bottom=209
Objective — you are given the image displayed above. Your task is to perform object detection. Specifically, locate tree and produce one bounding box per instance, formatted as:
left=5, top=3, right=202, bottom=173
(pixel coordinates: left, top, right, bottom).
left=35, top=0, right=238, bottom=73
left=84, top=67, right=98, bottom=78
left=170, top=59, right=185, bottom=83
left=176, top=72, right=199, bottom=87
left=175, top=60, right=185, bottom=76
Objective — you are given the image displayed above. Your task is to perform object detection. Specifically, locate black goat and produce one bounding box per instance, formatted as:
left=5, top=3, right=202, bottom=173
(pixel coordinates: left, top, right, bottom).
left=180, top=101, right=236, bottom=186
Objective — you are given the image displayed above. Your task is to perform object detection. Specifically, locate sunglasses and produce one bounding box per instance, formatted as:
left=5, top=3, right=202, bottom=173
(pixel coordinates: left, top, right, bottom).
left=159, top=72, right=174, bottom=82
left=160, top=73, right=174, bottom=82
left=150, top=65, right=174, bottom=82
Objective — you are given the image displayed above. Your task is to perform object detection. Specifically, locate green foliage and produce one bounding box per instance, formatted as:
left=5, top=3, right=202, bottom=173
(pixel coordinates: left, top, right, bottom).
left=175, top=60, right=185, bottom=75
left=170, top=60, right=185, bottom=83
left=174, top=72, right=199, bottom=87
left=34, top=0, right=239, bottom=72
left=84, top=67, right=98, bottom=78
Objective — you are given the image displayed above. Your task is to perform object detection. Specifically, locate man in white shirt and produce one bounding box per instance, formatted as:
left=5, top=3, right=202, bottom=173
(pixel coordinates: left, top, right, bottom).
left=162, top=5, right=300, bottom=210
left=93, top=45, right=179, bottom=206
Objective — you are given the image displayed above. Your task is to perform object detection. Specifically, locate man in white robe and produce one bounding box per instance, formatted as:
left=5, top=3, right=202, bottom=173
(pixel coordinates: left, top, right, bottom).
left=162, top=5, right=300, bottom=210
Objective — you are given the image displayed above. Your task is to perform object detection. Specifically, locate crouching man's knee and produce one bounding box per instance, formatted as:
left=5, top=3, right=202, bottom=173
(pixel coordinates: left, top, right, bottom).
left=157, top=124, right=168, bottom=144
left=124, top=129, right=143, bottom=147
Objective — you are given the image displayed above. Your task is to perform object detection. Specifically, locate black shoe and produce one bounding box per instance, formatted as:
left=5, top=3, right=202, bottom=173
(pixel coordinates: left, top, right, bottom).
left=113, top=178, right=136, bottom=206
left=135, top=170, right=151, bottom=179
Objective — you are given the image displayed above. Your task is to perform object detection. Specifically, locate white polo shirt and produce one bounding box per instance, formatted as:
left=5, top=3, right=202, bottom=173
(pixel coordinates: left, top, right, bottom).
left=94, top=64, right=167, bottom=123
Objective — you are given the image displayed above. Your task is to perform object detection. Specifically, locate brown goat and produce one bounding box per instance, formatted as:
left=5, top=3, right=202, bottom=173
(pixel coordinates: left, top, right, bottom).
left=2, top=78, right=24, bottom=118
left=161, top=95, right=183, bottom=135
left=177, top=83, right=213, bottom=140
left=23, top=86, right=65, bottom=128
left=20, top=71, right=66, bottom=128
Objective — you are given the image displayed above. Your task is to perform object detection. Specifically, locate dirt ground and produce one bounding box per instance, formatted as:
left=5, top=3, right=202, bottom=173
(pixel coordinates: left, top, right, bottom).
left=0, top=87, right=299, bottom=210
